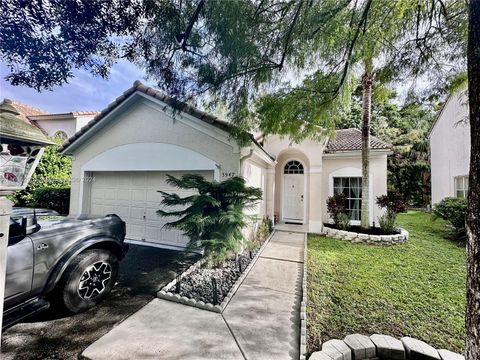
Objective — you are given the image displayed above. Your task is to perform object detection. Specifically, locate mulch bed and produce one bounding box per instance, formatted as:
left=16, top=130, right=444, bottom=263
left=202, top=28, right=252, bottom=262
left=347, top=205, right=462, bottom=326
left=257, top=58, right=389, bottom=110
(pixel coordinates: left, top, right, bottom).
left=323, top=223, right=400, bottom=236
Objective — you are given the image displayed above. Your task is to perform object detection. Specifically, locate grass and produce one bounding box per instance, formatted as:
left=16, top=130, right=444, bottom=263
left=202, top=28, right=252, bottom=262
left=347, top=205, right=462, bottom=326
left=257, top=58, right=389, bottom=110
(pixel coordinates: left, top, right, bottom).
left=307, top=211, right=466, bottom=353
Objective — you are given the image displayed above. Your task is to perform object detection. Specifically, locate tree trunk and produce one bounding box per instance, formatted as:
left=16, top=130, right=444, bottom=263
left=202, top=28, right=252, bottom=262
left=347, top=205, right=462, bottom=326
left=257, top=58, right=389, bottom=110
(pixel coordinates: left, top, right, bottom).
left=361, top=61, right=374, bottom=229
left=466, top=2, right=480, bottom=359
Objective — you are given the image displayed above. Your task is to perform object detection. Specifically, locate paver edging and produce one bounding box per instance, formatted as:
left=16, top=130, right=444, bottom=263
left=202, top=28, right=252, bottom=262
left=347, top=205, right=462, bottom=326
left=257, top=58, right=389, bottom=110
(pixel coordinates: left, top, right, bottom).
left=323, top=225, right=409, bottom=245
left=157, top=230, right=276, bottom=313
left=300, top=232, right=308, bottom=360
left=310, top=333, right=464, bottom=360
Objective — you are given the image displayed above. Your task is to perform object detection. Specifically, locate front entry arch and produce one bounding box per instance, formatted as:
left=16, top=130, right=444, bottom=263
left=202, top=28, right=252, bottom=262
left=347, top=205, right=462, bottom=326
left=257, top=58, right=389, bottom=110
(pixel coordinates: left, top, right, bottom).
left=282, top=160, right=305, bottom=223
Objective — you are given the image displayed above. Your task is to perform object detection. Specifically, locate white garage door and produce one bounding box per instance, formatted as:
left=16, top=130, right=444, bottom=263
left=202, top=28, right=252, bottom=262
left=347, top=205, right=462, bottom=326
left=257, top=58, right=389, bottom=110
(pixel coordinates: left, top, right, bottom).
left=90, top=171, right=214, bottom=249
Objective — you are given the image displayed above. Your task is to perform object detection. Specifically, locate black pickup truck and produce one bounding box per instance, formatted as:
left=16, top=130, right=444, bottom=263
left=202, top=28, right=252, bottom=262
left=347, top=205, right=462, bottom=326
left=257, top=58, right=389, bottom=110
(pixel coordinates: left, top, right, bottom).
left=3, top=210, right=128, bottom=329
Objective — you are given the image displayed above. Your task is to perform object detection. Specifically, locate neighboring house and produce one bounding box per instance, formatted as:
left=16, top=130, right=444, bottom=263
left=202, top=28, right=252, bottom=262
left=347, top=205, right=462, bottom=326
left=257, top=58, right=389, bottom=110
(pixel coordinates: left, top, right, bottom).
left=10, top=100, right=98, bottom=140
left=28, top=111, right=98, bottom=140
left=429, top=90, right=470, bottom=205
left=60, top=80, right=392, bottom=251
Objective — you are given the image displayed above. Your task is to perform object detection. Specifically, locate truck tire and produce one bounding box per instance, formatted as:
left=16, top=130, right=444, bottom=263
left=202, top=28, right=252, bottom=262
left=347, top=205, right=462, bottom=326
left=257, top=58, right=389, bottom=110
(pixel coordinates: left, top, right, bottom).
left=57, top=249, right=119, bottom=313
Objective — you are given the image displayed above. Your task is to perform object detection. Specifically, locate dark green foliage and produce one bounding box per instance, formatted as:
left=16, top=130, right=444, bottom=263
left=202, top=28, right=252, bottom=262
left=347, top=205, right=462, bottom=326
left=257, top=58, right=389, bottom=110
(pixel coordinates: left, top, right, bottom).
left=376, top=190, right=406, bottom=234
left=378, top=211, right=398, bottom=235
left=30, top=186, right=70, bottom=215
left=326, top=193, right=347, bottom=226
left=433, top=197, right=467, bottom=238
left=339, top=85, right=436, bottom=207
left=0, top=0, right=144, bottom=90
left=376, top=191, right=407, bottom=214
left=157, top=175, right=262, bottom=267
left=10, top=139, right=72, bottom=207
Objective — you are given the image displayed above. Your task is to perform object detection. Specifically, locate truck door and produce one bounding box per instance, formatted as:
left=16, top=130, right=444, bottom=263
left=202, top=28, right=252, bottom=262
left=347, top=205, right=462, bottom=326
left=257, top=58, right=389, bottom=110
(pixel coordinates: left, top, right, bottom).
left=4, top=220, right=34, bottom=309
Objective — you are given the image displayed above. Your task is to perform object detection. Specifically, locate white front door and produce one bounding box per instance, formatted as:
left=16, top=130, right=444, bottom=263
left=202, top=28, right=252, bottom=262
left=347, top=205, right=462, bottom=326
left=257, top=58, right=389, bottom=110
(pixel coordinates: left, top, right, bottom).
left=283, top=174, right=304, bottom=222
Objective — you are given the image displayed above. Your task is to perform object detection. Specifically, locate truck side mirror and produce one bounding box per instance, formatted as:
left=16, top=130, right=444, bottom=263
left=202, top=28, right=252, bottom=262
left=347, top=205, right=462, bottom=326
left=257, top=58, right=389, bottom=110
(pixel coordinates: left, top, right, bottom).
left=21, top=216, right=40, bottom=236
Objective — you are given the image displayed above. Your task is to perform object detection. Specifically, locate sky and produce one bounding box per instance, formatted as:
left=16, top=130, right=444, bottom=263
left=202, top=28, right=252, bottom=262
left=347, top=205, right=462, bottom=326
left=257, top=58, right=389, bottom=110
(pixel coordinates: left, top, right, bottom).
left=0, top=60, right=153, bottom=114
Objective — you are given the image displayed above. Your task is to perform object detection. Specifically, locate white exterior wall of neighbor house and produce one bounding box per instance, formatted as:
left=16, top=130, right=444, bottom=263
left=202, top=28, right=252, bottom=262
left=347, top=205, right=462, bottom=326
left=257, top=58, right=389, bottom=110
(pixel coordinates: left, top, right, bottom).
left=430, top=91, right=470, bottom=205
left=32, top=115, right=96, bottom=138
left=68, top=95, right=241, bottom=216
left=322, top=153, right=388, bottom=226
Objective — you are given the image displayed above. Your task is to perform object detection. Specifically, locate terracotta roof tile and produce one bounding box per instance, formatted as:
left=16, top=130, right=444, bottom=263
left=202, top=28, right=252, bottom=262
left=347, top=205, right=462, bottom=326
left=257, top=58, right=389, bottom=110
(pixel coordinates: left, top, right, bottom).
left=11, top=100, right=49, bottom=124
left=326, top=128, right=392, bottom=153
left=71, top=111, right=99, bottom=116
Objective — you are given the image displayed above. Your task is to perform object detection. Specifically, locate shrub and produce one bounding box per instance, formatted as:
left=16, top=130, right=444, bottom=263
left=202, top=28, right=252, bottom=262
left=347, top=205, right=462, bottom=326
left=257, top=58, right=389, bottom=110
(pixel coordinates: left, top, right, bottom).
left=378, top=210, right=398, bottom=234
left=433, top=197, right=467, bottom=237
left=255, top=216, right=273, bottom=243
left=31, top=186, right=70, bottom=215
left=157, top=175, right=262, bottom=267
left=10, top=138, right=71, bottom=207
left=376, top=190, right=407, bottom=214
left=326, top=193, right=347, bottom=226
left=337, top=212, right=351, bottom=230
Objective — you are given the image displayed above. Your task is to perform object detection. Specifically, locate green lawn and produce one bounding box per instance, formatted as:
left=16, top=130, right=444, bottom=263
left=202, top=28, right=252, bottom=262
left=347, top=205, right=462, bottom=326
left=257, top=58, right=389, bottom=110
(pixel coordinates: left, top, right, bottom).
left=307, top=211, right=466, bottom=353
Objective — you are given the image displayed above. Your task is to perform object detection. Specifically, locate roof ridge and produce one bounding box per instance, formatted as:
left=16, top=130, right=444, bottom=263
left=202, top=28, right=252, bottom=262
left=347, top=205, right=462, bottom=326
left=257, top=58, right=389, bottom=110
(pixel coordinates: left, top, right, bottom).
left=60, top=80, right=270, bottom=157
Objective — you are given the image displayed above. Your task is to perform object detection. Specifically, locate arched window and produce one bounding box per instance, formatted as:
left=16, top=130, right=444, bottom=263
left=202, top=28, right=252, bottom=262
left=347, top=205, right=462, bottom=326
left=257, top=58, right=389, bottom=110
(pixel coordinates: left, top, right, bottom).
left=54, top=131, right=68, bottom=141
left=284, top=160, right=304, bottom=174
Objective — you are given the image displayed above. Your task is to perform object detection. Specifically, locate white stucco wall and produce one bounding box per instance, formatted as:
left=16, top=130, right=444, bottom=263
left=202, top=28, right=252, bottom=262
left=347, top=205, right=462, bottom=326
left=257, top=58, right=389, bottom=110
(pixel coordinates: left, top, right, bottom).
left=430, top=91, right=470, bottom=205
left=67, top=95, right=241, bottom=215
left=263, top=135, right=325, bottom=233
left=35, top=118, right=77, bottom=138
left=322, top=153, right=388, bottom=226
left=75, top=115, right=95, bottom=132
left=241, top=152, right=275, bottom=239
left=34, top=115, right=95, bottom=138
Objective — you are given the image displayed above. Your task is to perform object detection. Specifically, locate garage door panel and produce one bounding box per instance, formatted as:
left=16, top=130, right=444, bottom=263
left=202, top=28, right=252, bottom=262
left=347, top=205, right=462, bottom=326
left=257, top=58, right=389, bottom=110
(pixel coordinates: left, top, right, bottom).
left=131, top=189, right=145, bottom=202
left=90, top=170, right=213, bottom=249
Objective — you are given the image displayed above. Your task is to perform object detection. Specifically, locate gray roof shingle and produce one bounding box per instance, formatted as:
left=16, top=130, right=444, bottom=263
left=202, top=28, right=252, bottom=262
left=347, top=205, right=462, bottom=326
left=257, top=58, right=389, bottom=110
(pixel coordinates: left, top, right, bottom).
left=325, top=128, right=392, bottom=153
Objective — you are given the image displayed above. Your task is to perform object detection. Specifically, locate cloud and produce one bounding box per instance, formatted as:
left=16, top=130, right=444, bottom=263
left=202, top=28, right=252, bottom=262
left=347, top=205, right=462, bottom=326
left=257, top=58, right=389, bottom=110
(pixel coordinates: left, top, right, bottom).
left=0, top=60, right=150, bottom=113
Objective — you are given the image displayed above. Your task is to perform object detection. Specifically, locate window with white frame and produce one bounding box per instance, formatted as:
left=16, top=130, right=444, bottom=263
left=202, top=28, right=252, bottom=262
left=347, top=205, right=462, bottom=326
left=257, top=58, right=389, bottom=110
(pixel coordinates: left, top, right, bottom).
left=455, top=176, right=469, bottom=198
left=333, top=177, right=362, bottom=221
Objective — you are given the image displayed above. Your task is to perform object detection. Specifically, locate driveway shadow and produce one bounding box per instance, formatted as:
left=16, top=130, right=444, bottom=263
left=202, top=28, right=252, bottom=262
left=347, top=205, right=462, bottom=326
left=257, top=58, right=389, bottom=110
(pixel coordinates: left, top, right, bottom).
left=1, top=244, right=198, bottom=360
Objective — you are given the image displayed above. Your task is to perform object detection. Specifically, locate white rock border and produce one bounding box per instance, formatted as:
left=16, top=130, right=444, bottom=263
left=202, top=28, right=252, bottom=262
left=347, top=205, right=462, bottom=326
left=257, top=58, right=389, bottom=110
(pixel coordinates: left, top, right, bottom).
left=323, top=225, right=409, bottom=245
left=310, top=333, right=464, bottom=360
left=300, top=232, right=308, bottom=360
left=157, top=230, right=276, bottom=313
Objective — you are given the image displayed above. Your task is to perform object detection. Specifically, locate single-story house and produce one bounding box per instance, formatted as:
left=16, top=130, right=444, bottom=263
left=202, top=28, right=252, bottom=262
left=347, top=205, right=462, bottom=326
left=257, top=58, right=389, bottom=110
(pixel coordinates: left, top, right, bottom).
left=60, top=80, right=392, bottom=251
left=429, top=90, right=470, bottom=205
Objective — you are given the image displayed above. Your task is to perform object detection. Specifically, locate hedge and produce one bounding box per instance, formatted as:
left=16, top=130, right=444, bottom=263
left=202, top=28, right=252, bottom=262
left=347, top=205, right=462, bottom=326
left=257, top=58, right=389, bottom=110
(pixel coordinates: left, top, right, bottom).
left=31, top=186, right=70, bottom=215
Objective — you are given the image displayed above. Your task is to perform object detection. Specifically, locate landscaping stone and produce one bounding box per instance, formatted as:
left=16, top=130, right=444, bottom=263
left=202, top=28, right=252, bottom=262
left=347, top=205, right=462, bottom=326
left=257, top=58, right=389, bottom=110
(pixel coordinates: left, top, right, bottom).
left=344, top=334, right=376, bottom=359
left=370, top=235, right=381, bottom=242
left=322, top=339, right=352, bottom=360
left=310, top=351, right=337, bottom=360
left=322, top=225, right=409, bottom=245
left=321, top=345, right=344, bottom=360
left=401, top=337, right=440, bottom=360
left=370, top=334, right=405, bottom=360
left=437, top=350, right=465, bottom=360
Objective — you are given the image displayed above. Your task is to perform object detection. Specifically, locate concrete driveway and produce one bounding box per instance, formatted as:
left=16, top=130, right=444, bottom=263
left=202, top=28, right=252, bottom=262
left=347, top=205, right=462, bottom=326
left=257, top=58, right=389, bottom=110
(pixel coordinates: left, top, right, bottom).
left=82, top=230, right=305, bottom=360
left=1, top=244, right=198, bottom=360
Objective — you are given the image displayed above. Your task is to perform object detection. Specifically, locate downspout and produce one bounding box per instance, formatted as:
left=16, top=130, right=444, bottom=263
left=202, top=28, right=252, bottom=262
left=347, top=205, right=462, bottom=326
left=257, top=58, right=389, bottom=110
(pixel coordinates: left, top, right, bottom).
left=239, top=146, right=254, bottom=177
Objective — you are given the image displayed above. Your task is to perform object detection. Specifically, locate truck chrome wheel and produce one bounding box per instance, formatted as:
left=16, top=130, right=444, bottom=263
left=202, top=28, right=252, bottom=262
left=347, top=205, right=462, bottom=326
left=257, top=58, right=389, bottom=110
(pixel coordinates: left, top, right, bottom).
left=77, top=261, right=112, bottom=299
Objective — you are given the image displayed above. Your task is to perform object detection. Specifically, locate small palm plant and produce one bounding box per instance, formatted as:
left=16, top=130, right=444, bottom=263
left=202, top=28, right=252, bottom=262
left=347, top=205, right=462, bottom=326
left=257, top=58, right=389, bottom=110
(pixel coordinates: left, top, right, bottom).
left=157, top=175, right=262, bottom=267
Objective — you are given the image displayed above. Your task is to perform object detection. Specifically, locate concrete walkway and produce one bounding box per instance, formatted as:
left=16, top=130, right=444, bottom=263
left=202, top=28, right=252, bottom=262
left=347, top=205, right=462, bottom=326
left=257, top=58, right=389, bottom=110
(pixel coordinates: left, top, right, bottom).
left=82, top=230, right=305, bottom=360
